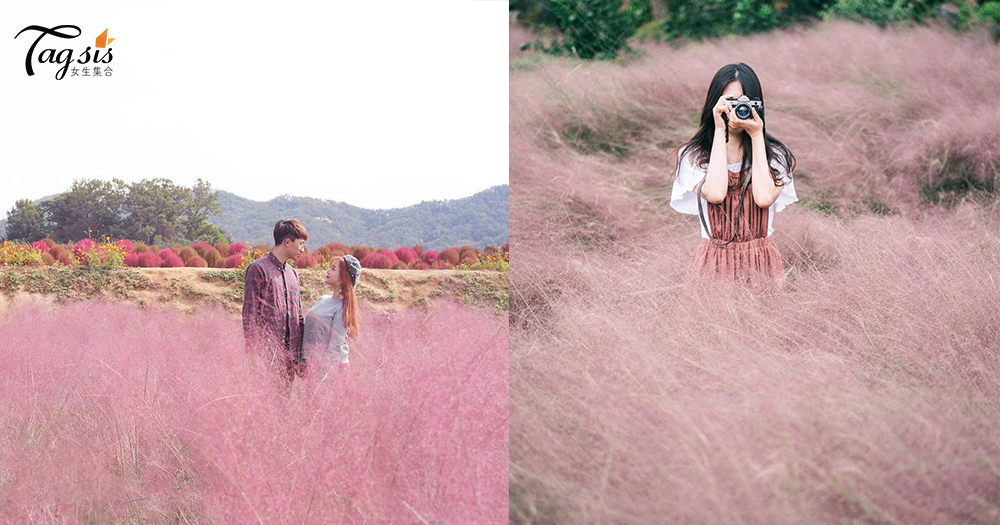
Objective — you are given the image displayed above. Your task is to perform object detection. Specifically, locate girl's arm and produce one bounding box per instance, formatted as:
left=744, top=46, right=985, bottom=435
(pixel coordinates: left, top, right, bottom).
left=702, top=95, right=734, bottom=204
left=702, top=127, right=730, bottom=204
left=740, top=107, right=783, bottom=208
left=750, top=133, right=781, bottom=208
left=750, top=134, right=782, bottom=209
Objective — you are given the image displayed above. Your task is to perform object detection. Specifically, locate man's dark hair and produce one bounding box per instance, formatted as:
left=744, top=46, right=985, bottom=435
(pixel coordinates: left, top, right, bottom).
left=273, top=219, right=308, bottom=246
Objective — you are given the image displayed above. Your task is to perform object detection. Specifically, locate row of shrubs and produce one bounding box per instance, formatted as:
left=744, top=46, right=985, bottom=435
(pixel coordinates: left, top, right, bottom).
left=0, top=238, right=511, bottom=272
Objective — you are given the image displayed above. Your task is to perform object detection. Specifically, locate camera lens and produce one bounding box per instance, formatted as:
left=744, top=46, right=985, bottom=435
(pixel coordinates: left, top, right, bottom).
left=735, top=104, right=751, bottom=119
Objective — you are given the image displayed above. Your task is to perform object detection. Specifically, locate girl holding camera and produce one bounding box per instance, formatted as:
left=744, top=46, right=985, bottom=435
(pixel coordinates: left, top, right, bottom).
left=669, top=62, right=798, bottom=290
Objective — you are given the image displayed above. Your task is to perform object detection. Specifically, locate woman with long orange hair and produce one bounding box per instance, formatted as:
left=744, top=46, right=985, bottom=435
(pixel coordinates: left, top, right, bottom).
left=303, top=254, right=362, bottom=375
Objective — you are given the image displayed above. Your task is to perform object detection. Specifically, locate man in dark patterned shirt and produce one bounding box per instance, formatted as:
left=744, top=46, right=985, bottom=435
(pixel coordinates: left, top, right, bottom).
left=242, top=219, right=308, bottom=383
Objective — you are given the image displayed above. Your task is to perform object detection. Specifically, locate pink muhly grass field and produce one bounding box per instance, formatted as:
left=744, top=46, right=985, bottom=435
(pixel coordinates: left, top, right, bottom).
left=510, top=21, right=1000, bottom=227
left=510, top=20, right=1000, bottom=525
left=511, top=210, right=1000, bottom=524
left=0, top=300, right=508, bottom=523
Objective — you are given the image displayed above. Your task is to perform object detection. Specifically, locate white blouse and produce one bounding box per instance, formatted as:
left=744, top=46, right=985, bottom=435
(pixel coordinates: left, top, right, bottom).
left=669, top=150, right=798, bottom=239
left=303, top=295, right=350, bottom=365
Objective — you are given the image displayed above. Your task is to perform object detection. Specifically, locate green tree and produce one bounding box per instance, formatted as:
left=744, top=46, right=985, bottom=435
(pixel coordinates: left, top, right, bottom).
left=42, top=179, right=128, bottom=242
left=530, top=0, right=646, bottom=59
left=4, top=199, right=49, bottom=242
left=182, top=178, right=229, bottom=244
left=124, top=178, right=189, bottom=244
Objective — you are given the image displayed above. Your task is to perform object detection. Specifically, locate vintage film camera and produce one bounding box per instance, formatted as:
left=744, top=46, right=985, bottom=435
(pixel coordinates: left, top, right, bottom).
left=726, top=95, right=763, bottom=120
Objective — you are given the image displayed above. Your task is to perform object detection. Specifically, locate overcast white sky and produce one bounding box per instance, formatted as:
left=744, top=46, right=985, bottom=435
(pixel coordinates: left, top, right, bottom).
left=0, top=1, right=508, bottom=215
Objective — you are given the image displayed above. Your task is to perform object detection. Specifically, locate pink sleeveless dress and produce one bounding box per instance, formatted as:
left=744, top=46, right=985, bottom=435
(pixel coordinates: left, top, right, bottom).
left=686, top=168, right=786, bottom=289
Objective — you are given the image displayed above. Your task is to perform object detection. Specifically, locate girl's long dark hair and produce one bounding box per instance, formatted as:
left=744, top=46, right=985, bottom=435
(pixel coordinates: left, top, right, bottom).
left=675, top=63, right=795, bottom=187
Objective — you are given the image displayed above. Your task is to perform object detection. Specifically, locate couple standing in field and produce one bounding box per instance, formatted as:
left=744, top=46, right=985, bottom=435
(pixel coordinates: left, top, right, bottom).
left=241, top=219, right=362, bottom=385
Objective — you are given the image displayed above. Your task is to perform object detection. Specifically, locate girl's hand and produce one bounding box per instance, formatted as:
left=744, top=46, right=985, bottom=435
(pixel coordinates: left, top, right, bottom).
left=712, top=95, right=733, bottom=130
left=732, top=106, right=763, bottom=138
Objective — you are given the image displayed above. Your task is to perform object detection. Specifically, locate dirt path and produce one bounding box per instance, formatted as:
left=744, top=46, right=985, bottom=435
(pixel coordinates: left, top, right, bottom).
left=0, top=267, right=508, bottom=316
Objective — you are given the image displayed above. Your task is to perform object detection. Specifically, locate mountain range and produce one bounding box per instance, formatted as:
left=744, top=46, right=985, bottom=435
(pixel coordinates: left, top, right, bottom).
left=1, top=185, right=509, bottom=251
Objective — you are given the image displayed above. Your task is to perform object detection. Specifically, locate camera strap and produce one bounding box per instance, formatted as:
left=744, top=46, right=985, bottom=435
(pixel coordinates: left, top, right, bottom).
left=696, top=170, right=752, bottom=247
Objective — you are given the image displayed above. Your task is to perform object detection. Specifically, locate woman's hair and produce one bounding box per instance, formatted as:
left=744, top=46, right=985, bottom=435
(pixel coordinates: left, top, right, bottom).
left=273, top=219, right=309, bottom=246
left=337, top=257, right=360, bottom=339
left=674, top=63, right=795, bottom=187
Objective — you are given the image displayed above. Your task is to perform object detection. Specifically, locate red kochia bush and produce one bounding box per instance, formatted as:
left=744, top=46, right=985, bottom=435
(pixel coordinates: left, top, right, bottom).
left=361, top=252, right=393, bottom=269
left=186, top=255, right=208, bottom=268
left=228, top=242, right=248, bottom=255
left=136, top=252, right=162, bottom=268
left=0, top=300, right=507, bottom=523
left=204, top=248, right=223, bottom=267
left=224, top=254, right=244, bottom=268
left=327, top=242, right=348, bottom=253
left=56, top=253, right=76, bottom=266
left=114, top=239, right=134, bottom=255
left=376, top=249, right=399, bottom=266
left=31, top=241, right=50, bottom=254
left=49, top=246, right=69, bottom=261
left=160, top=251, right=185, bottom=268
left=431, top=260, right=454, bottom=270
left=423, top=250, right=439, bottom=264
left=192, top=242, right=212, bottom=257
left=394, top=247, right=419, bottom=265
left=437, top=248, right=460, bottom=265
left=294, top=253, right=320, bottom=269
left=73, top=239, right=96, bottom=261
